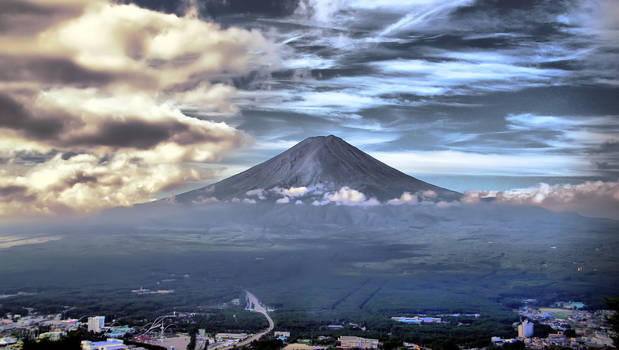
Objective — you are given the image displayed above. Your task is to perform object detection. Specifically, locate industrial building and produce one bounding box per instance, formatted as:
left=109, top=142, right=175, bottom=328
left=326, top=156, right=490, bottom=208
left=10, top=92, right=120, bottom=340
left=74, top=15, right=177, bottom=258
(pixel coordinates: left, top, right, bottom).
left=338, top=336, right=379, bottom=349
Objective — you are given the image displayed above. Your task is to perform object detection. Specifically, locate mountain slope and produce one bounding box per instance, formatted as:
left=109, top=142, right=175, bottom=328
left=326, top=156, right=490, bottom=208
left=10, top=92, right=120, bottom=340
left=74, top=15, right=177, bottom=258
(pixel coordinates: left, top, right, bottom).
left=175, top=135, right=460, bottom=203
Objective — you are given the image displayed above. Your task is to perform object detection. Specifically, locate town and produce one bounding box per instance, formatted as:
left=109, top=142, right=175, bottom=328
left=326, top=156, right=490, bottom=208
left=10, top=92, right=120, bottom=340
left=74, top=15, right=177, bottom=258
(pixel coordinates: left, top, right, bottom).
left=1, top=294, right=616, bottom=350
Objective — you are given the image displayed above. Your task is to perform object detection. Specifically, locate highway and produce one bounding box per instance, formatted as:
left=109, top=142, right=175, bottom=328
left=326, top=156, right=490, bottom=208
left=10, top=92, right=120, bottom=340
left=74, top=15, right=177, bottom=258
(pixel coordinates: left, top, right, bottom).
left=209, top=291, right=274, bottom=350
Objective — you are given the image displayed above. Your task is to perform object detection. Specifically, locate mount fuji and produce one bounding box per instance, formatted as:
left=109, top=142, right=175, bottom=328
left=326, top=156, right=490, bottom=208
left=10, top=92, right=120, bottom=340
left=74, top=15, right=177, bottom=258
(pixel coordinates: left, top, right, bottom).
left=175, top=135, right=461, bottom=204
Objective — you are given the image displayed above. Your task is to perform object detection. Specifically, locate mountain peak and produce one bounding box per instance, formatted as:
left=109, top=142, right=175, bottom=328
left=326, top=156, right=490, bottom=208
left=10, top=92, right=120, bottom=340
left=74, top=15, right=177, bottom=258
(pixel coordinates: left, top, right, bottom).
left=176, top=135, right=460, bottom=203
left=296, top=134, right=345, bottom=147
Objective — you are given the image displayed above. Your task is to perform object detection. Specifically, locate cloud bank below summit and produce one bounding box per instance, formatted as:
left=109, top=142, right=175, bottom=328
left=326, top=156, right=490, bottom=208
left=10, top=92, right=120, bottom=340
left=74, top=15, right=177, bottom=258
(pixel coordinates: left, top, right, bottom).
left=191, top=182, right=619, bottom=220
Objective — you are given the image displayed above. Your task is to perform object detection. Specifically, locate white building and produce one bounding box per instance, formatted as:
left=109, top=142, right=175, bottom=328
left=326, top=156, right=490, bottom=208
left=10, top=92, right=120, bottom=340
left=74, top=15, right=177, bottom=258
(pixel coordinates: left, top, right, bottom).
left=81, top=338, right=127, bottom=350
left=518, top=319, right=534, bottom=338
left=275, top=331, right=291, bottom=340
left=88, top=316, right=105, bottom=333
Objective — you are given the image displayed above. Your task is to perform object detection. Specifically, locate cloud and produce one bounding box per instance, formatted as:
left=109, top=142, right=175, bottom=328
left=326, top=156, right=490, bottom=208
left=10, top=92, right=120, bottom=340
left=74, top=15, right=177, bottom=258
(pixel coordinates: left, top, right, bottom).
left=192, top=196, right=219, bottom=205
left=270, top=186, right=312, bottom=204
left=282, top=186, right=309, bottom=197
left=0, top=93, right=65, bottom=139
left=34, top=2, right=277, bottom=84
left=276, top=196, right=290, bottom=204
left=316, top=186, right=380, bottom=206
left=386, top=190, right=440, bottom=205
left=462, top=181, right=619, bottom=220
left=0, top=153, right=210, bottom=218
left=0, top=90, right=246, bottom=158
left=246, top=188, right=266, bottom=200
left=0, top=0, right=279, bottom=218
left=422, top=190, right=437, bottom=199
left=387, top=191, right=418, bottom=205
left=378, top=0, right=474, bottom=36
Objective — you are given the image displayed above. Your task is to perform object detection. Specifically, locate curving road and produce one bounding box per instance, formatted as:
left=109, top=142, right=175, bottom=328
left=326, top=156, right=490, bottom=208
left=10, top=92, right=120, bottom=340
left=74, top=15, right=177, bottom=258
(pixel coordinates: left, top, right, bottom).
left=210, top=291, right=274, bottom=350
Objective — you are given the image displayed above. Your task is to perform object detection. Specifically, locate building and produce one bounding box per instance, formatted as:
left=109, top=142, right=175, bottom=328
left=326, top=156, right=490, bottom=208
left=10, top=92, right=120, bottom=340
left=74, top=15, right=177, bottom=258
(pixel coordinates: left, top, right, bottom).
left=275, top=331, right=291, bottom=341
left=88, top=316, right=105, bottom=333
left=518, top=319, right=534, bottom=338
left=38, top=331, right=65, bottom=341
left=391, top=316, right=441, bottom=324
left=338, top=336, right=379, bottom=349
left=0, top=337, right=17, bottom=347
left=283, top=344, right=325, bottom=350
left=81, top=339, right=127, bottom=350
left=106, top=326, right=134, bottom=338
left=215, top=333, right=248, bottom=342
left=402, top=342, right=422, bottom=349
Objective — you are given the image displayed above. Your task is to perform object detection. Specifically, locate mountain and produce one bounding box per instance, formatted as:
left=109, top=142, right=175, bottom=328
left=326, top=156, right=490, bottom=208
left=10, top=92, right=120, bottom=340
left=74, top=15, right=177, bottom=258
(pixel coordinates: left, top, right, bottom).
left=175, top=135, right=460, bottom=204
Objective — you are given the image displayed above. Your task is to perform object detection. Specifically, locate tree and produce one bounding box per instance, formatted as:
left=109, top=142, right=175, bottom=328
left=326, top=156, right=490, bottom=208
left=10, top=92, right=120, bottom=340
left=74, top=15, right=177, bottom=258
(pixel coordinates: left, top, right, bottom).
left=187, top=329, right=197, bottom=350
left=382, top=337, right=402, bottom=350
left=605, top=297, right=619, bottom=348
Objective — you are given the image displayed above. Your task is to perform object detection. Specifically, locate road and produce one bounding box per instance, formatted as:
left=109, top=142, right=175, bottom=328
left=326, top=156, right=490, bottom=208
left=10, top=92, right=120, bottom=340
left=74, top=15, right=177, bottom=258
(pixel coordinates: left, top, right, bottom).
left=209, top=291, right=274, bottom=350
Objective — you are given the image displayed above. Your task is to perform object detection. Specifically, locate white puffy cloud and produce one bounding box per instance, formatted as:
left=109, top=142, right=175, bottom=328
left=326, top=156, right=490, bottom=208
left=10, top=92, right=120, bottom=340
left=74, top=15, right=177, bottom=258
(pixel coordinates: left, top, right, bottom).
left=421, top=190, right=437, bottom=199
left=33, top=1, right=277, bottom=87
left=387, top=192, right=418, bottom=205
left=282, top=186, right=310, bottom=197
left=315, top=186, right=380, bottom=206
left=462, top=181, right=619, bottom=220
left=276, top=196, right=291, bottom=204
left=246, top=188, right=266, bottom=200
left=270, top=185, right=315, bottom=203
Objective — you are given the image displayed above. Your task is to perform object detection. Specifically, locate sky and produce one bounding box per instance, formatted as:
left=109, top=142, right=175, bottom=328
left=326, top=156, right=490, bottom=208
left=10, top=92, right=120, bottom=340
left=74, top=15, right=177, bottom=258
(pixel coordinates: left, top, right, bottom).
left=0, top=0, right=618, bottom=219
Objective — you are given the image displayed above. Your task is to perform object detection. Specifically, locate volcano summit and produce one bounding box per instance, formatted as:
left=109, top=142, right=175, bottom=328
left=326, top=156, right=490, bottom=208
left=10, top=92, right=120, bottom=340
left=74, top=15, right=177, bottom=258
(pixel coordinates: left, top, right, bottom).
left=176, top=135, right=460, bottom=205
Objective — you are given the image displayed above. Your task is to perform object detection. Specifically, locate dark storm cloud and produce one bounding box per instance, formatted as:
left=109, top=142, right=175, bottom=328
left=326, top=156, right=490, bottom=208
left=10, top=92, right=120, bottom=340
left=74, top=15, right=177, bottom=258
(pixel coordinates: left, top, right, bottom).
left=117, top=0, right=299, bottom=17
left=68, top=119, right=184, bottom=149
left=443, top=86, right=619, bottom=117
left=591, top=141, right=619, bottom=154
left=0, top=0, right=85, bottom=36
left=0, top=93, right=65, bottom=139
left=0, top=92, right=238, bottom=151
left=64, top=172, right=99, bottom=187
left=450, top=0, right=576, bottom=34
left=589, top=141, right=619, bottom=175
left=0, top=185, right=37, bottom=202
left=13, top=150, right=59, bottom=164
left=0, top=56, right=117, bottom=85
left=67, top=118, right=233, bottom=149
